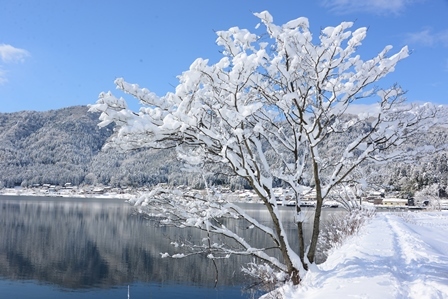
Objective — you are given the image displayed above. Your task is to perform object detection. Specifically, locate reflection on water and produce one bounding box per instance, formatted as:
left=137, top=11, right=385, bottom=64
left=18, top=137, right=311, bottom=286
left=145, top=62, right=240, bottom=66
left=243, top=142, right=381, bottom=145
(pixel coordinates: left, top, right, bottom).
left=0, top=196, right=248, bottom=288
left=0, top=196, right=342, bottom=297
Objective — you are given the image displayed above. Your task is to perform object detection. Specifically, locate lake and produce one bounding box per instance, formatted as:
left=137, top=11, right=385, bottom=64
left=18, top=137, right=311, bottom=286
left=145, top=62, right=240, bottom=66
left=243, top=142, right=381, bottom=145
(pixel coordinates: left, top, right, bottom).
left=0, top=195, right=342, bottom=298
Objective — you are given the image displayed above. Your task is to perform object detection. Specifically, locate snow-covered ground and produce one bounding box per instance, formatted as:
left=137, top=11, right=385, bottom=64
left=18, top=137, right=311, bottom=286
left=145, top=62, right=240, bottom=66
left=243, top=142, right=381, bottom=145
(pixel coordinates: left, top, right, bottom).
left=0, top=187, right=137, bottom=200
left=270, top=211, right=448, bottom=299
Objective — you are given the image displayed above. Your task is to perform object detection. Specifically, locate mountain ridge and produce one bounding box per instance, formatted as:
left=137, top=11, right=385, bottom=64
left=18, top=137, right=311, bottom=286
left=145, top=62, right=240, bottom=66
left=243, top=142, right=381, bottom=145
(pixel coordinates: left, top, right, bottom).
left=0, top=106, right=447, bottom=197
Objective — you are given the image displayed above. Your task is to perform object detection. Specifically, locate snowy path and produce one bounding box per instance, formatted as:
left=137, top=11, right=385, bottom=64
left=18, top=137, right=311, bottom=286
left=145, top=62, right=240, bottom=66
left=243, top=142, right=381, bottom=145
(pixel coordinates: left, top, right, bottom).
left=275, top=212, right=448, bottom=299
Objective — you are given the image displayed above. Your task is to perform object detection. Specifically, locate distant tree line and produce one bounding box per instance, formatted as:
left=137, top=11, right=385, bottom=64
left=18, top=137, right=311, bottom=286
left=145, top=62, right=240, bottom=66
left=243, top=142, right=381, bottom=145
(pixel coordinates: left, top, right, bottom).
left=0, top=106, right=447, bottom=196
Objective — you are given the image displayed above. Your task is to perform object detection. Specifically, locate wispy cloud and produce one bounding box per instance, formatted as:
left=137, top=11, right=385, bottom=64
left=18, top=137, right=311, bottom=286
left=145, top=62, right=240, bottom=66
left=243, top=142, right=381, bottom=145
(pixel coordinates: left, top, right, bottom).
left=0, top=44, right=29, bottom=63
left=0, top=43, right=30, bottom=84
left=320, top=0, right=423, bottom=15
left=405, top=29, right=448, bottom=47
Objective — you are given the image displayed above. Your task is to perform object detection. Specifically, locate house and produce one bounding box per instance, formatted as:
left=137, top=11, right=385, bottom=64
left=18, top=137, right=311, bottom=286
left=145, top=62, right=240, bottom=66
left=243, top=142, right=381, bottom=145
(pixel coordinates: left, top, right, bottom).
left=92, top=187, right=105, bottom=194
left=302, top=190, right=317, bottom=201
left=364, top=196, right=384, bottom=205
left=382, top=198, right=408, bottom=206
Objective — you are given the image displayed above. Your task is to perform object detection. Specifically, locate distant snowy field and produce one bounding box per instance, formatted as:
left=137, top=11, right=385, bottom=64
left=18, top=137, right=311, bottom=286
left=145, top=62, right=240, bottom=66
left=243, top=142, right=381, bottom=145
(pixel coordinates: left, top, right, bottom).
left=270, top=211, right=448, bottom=299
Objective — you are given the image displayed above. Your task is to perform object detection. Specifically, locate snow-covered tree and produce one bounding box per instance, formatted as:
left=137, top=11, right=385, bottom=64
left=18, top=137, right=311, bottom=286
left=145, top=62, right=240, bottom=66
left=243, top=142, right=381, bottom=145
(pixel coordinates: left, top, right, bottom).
left=414, top=183, right=443, bottom=210
left=90, top=11, right=444, bottom=285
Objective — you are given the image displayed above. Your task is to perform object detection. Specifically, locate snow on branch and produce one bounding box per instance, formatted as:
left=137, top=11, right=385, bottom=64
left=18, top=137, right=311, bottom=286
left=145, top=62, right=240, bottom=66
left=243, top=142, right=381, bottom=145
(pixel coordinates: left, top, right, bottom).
left=90, top=10, right=444, bottom=284
left=129, top=186, right=288, bottom=272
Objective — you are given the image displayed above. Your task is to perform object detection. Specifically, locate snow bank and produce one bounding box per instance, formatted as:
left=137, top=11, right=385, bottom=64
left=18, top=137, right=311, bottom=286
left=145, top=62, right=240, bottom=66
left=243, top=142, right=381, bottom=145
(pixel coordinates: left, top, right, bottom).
left=266, top=211, right=448, bottom=298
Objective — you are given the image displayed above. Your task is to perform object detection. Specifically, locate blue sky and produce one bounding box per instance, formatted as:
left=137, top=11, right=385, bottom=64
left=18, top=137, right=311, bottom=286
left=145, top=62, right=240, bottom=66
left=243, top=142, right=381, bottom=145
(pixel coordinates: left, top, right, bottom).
left=1, top=0, right=447, bottom=113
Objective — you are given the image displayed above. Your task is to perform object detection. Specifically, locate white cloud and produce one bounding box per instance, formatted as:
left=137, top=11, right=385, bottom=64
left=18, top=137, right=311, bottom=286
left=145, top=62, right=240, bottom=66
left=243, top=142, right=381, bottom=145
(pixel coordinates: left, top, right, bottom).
left=320, top=0, right=423, bottom=15
left=0, top=44, right=29, bottom=63
left=0, top=43, right=29, bottom=84
left=405, top=29, right=448, bottom=47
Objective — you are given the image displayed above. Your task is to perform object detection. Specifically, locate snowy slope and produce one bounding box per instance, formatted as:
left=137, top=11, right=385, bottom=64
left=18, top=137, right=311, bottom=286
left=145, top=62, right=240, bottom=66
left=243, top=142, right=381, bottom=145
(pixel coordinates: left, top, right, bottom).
left=269, top=212, right=448, bottom=299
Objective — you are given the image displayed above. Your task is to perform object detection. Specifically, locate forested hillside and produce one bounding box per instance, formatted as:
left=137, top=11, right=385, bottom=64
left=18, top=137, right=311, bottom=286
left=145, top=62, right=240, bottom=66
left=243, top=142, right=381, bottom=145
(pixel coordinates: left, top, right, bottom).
left=0, top=106, right=179, bottom=188
left=0, top=106, right=447, bottom=196
left=0, top=106, right=108, bottom=187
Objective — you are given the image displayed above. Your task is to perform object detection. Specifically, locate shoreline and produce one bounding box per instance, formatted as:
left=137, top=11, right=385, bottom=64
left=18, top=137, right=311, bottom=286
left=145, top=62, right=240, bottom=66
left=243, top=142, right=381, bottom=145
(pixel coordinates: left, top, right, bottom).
left=0, top=190, right=136, bottom=201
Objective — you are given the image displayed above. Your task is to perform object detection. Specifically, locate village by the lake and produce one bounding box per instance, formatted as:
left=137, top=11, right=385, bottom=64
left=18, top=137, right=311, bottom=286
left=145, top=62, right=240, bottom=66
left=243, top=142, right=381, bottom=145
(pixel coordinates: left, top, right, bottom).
left=2, top=183, right=448, bottom=210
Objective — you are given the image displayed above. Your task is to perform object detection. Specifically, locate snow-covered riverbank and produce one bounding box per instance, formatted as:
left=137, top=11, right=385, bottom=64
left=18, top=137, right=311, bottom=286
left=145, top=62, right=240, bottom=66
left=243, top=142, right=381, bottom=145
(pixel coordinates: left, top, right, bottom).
left=0, top=187, right=138, bottom=200
left=268, top=211, right=448, bottom=298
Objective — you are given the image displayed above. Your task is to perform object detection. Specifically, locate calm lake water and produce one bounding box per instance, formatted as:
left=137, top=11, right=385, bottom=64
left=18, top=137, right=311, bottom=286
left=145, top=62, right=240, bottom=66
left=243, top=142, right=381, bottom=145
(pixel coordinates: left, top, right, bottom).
left=0, top=195, right=341, bottom=298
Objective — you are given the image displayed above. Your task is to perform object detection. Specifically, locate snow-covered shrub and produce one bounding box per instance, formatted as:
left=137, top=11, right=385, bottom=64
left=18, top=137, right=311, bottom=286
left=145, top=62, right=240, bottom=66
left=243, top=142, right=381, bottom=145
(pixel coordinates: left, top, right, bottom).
left=242, top=261, right=289, bottom=295
left=316, top=207, right=376, bottom=261
left=396, top=211, right=417, bottom=224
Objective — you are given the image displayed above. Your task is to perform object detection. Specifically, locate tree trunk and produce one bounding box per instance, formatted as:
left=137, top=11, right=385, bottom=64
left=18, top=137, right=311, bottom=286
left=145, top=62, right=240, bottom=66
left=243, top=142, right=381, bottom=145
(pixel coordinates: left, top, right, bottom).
left=307, top=160, right=323, bottom=264
left=296, top=204, right=308, bottom=271
left=262, top=194, right=302, bottom=285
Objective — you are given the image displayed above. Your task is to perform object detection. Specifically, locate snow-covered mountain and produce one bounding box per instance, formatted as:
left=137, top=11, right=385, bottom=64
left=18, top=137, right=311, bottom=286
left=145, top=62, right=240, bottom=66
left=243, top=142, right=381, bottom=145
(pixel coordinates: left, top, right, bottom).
left=0, top=106, right=447, bottom=196
left=0, top=106, right=183, bottom=188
